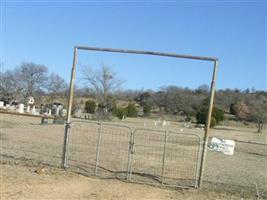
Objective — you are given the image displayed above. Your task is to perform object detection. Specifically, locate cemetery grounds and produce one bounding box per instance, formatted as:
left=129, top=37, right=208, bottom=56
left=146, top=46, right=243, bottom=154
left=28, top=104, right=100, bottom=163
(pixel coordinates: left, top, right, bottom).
left=0, top=112, right=267, bottom=199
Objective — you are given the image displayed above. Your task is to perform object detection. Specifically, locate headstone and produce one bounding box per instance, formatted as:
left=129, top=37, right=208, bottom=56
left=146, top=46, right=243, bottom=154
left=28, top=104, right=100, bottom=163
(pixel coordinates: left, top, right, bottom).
left=31, top=105, right=36, bottom=114
left=48, top=109, right=52, bottom=116
left=74, top=109, right=82, bottom=118
left=18, top=103, right=24, bottom=113
left=55, top=107, right=60, bottom=116
left=28, top=96, right=34, bottom=105
left=162, top=120, right=167, bottom=127
left=41, top=117, right=49, bottom=125
left=0, top=101, right=4, bottom=108
left=61, top=109, right=67, bottom=117
left=27, top=105, right=30, bottom=113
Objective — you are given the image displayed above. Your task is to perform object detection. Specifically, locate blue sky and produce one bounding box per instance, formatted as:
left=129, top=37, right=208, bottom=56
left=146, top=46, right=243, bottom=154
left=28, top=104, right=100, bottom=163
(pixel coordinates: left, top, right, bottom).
left=1, top=1, right=266, bottom=91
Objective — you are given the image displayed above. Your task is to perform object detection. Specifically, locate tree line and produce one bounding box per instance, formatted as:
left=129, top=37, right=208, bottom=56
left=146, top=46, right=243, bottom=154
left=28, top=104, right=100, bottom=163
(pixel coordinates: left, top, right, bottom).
left=1, top=62, right=266, bottom=130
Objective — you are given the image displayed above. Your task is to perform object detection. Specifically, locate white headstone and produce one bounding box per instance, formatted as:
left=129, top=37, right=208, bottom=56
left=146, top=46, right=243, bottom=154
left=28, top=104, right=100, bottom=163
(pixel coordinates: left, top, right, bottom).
left=31, top=105, right=36, bottom=114
left=48, top=109, right=52, bottom=116
left=28, top=96, right=34, bottom=105
left=27, top=105, right=30, bottom=113
left=55, top=107, right=60, bottom=116
left=0, top=101, right=4, bottom=108
left=18, top=103, right=24, bottom=113
left=61, top=109, right=67, bottom=117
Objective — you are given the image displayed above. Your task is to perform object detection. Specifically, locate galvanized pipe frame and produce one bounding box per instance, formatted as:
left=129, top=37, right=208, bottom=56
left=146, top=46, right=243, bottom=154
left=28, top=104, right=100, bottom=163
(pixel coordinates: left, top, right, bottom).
left=62, top=45, right=219, bottom=188
left=68, top=120, right=202, bottom=188
left=70, top=120, right=133, bottom=179
left=130, top=128, right=202, bottom=188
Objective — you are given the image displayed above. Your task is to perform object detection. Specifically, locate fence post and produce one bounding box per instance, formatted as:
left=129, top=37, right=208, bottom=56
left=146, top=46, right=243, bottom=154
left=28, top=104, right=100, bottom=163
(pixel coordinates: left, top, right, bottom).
left=62, top=47, right=78, bottom=168
left=128, top=130, right=136, bottom=182
left=95, top=122, right=102, bottom=175
left=194, top=136, right=203, bottom=188
left=198, top=60, right=219, bottom=187
left=161, top=130, right=168, bottom=185
left=126, top=130, right=134, bottom=181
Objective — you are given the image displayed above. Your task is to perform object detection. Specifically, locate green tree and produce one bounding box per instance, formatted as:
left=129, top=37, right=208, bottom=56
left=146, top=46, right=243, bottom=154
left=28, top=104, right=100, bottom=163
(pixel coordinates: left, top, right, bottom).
left=126, top=103, right=138, bottom=117
left=143, top=104, right=151, bottom=116
left=116, top=107, right=127, bottom=120
left=85, top=100, right=96, bottom=114
left=109, top=104, right=118, bottom=116
left=196, top=102, right=224, bottom=127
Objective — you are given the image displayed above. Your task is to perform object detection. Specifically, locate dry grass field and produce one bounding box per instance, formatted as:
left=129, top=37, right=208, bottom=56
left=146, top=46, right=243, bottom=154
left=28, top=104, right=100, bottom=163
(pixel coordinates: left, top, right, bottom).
left=1, top=112, right=267, bottom=199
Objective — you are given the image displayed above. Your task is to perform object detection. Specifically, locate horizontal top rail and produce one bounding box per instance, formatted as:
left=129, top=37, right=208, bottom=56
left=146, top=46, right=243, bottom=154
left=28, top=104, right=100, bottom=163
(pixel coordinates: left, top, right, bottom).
left=74, top=46, right=218, bottom=62
left=71, top=119, right=132, bottom=131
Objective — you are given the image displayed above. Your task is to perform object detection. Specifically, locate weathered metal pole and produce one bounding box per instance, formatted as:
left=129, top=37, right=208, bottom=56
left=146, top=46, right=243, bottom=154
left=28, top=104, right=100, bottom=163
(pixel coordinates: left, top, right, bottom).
left=62, top=47, right=78, bottom=168
left=75, top=46, right=217, bottom=62
left=198, top=60, right=219, bottom=187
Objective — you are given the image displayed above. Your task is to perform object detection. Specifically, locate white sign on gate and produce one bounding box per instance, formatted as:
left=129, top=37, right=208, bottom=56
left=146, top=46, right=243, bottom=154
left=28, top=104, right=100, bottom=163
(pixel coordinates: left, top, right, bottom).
left=208, top=137, right=235, bottom=155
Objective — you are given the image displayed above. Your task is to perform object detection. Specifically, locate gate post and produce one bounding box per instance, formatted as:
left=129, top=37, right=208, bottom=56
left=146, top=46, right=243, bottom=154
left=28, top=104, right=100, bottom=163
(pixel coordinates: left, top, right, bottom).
left=62, top=47, right=78, bottom=168
left=95, top=122, right=102, bottom=175
left=198, top=60, right=219, bottom=187
left=161, top=130, right=168, bottom=185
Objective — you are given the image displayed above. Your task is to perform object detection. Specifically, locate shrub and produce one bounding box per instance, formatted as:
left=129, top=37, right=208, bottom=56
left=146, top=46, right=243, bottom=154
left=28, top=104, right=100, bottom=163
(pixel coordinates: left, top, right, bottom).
left=126, top=103, right=138, bottom=117
left=213, top=107, right=224, bottom=122
left=143, top=104, right=152, bottom=116
left=210, top=117, right=217, bottom=128
left=109, top=104, right=118, bottom=116
left=196, top=106, right=207, bottom=124
left=196, top=105, right=224, bottom=127
left=116, top=107, right=127, bottom=120
left=85, top=100, right=96, bottom=114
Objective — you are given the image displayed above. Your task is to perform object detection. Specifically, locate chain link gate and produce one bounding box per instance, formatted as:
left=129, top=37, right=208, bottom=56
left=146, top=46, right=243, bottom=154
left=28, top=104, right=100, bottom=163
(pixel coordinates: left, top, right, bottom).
left=66, top=120, right=202, bottom=188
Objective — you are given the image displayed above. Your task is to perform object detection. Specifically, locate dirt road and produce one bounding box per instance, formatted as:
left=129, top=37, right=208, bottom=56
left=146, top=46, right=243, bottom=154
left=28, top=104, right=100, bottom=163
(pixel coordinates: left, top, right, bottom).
left=1, top=163, right=254, bottom=200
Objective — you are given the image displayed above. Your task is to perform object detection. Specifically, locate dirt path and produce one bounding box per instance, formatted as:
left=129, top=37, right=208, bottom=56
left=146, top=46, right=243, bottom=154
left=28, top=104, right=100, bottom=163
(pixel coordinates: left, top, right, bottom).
left=1, top=163, right=252, bottom=200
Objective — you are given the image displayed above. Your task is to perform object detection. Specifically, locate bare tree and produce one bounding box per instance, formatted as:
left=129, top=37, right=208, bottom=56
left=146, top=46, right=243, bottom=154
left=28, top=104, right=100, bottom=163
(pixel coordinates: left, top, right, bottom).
left=15, top=62, right=48, bottom=102
left=0, top=70, right=21, bottom=103
left=47, top=73, right=67, bottom=103
left=248, top=96, right=267, bottom=133
left=82, top=65, right=123, bottom=113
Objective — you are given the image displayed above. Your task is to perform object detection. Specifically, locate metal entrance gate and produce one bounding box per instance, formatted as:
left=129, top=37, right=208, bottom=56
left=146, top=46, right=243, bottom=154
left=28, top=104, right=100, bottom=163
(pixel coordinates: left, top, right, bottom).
left=129, top=129, right=201, bottom=187
left=67, top=120, right=202, bottom=188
